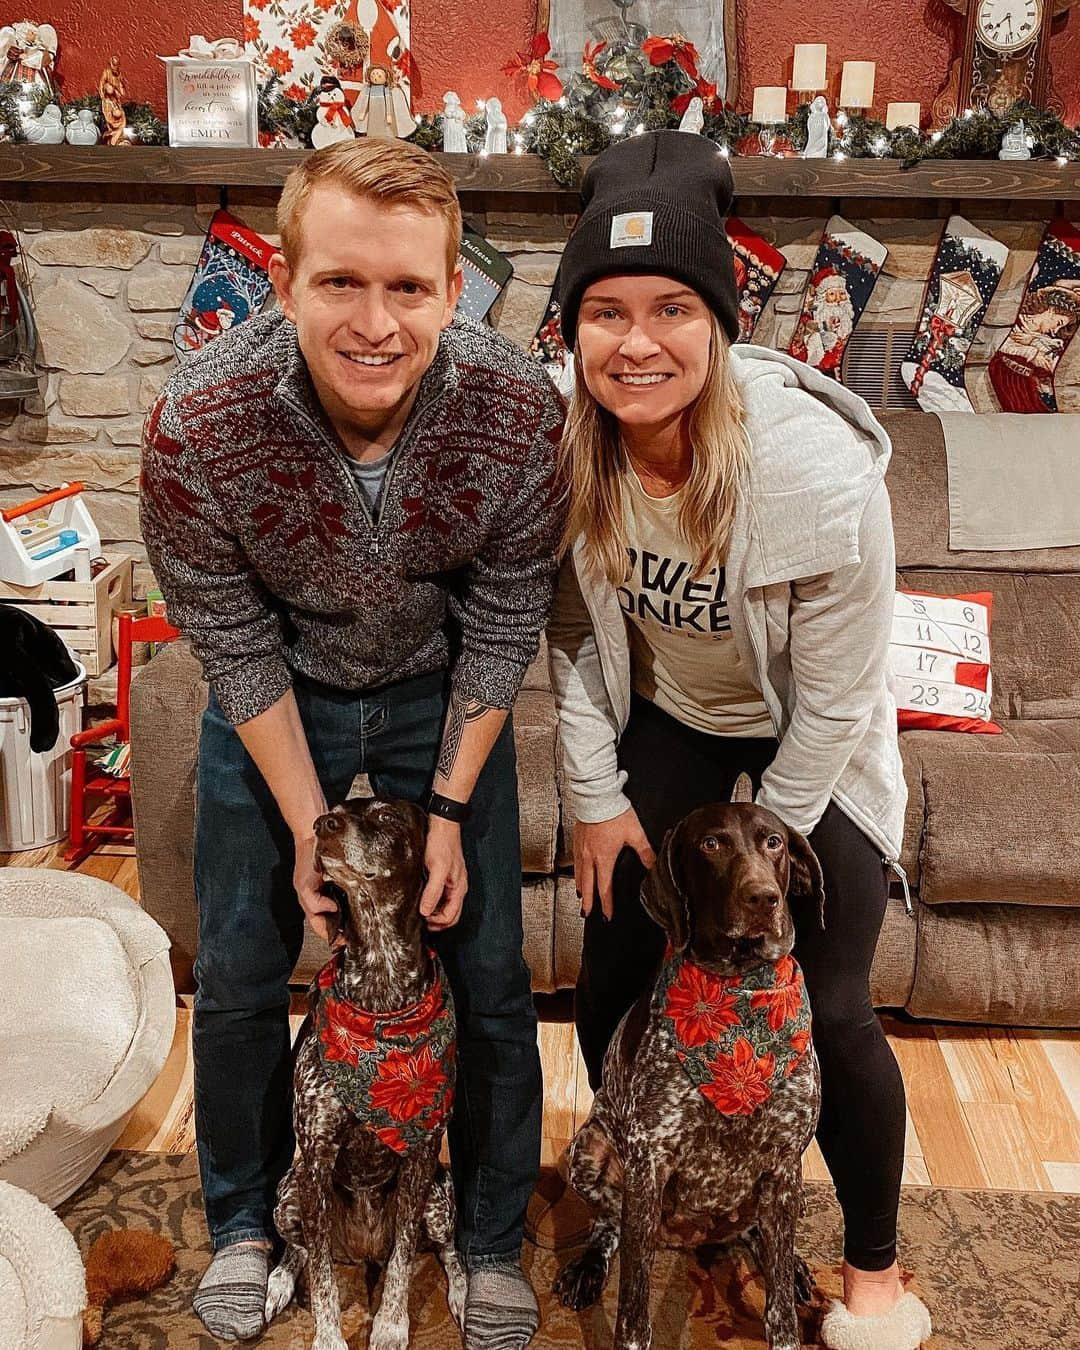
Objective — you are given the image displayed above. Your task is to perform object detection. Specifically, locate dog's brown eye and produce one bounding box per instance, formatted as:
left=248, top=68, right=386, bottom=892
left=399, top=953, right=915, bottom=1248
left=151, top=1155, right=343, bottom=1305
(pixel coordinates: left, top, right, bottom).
left=701, top=836, right=720, bottom=852
left=766, top=834, right=783, bottom=850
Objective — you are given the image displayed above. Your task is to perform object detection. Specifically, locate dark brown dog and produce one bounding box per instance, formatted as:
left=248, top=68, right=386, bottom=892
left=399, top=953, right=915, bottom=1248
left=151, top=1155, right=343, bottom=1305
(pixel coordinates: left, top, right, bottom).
left=265, top=797, right=466, bottom=1350
left=554, top=775, right=825, bottom=1350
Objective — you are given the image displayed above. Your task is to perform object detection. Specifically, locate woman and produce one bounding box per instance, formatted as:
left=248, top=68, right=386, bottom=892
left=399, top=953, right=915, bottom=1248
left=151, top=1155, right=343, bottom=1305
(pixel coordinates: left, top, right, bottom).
left=546, top=130, right=931, bottom=1350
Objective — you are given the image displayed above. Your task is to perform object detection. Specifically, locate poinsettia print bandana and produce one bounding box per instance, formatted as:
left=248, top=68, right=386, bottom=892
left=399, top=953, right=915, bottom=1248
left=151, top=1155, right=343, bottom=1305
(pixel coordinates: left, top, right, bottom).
left=658, top=949, right=812, bottom=1116
left=314, top=951, right=456, bottom=1155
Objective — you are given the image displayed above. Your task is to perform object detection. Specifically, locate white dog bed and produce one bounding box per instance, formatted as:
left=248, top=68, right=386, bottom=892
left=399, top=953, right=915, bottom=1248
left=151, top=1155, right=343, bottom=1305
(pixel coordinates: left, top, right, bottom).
left=0, top=869, right=175, bottom=1207
left=0, top=1181, right=85, bottom=1350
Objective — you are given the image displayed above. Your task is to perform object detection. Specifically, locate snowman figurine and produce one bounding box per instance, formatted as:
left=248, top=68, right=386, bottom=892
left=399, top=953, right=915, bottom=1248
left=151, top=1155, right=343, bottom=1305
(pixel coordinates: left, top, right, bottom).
left=678, top=96, right=704, bottom=134
left=65, top=108, right=100, bottom=145
left=484, top=96, right=507, bottom=155
left=311, top=75, right=356, bottom=149
left=23, top=102, right=65, bottom=144
left=442, top=91, right=467, bottom=153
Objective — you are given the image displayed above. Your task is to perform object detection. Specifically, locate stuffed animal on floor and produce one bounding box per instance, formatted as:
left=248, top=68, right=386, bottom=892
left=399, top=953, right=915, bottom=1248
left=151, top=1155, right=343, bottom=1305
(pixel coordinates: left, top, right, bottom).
left=82, top=1229, right=176, bottom=1345
left=0, top=606, right=77, bottom=751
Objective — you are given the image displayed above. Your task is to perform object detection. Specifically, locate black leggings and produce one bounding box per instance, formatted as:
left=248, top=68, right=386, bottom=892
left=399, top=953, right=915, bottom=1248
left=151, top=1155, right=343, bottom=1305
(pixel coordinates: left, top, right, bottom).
left=575, top=693, right=906, bottom=1272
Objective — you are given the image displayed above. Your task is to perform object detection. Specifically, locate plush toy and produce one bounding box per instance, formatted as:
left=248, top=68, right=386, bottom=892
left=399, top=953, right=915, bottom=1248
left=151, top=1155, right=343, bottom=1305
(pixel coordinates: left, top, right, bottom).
left=82, top=1229, right=176, bottom=1345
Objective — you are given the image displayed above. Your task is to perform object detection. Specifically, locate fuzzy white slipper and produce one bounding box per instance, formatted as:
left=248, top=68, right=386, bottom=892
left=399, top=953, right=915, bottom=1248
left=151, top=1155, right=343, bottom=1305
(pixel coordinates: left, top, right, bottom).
left=819, top=1291, right=932, bottom=1350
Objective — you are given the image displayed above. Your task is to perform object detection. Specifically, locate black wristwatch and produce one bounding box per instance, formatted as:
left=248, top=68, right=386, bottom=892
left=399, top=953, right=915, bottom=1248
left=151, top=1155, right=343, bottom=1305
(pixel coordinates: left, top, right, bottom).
left=427, top=790, right=472, bottom=824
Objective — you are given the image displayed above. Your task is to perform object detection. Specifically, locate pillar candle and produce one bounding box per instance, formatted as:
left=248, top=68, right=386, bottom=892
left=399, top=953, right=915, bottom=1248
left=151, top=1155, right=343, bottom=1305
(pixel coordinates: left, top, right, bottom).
left=792, top=44, right=827, bottom=92
left=752, top=86, right=788, bottom=124
left=885, top=101, right=921, bottom=130
left=839, top=61, right=875, bottom=109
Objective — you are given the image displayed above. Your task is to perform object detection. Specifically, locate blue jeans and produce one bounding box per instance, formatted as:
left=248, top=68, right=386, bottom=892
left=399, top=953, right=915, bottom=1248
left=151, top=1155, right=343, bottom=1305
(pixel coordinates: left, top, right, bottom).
left=192, top=668, right=542, bottom=1259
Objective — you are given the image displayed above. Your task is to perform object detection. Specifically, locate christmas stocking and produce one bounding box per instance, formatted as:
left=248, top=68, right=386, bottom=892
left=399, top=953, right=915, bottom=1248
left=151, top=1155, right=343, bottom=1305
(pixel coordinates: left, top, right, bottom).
left=172, top=210, right=276, bottom=364
left=727, top=216, right=786, bottom=345
left=988, top=215, right=1080, bottom=413
left=787, top=216, right=887, bottom=378
left=457, top=229, right=513, bottom=324
left=900, top=216, right=1009, bottom=413
left=529, top=289, right=570, bottom=383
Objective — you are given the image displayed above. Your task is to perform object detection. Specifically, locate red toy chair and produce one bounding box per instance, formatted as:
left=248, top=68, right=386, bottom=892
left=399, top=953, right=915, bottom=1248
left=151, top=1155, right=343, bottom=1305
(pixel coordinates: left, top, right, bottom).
left=65, top=610, right=180, bottom=864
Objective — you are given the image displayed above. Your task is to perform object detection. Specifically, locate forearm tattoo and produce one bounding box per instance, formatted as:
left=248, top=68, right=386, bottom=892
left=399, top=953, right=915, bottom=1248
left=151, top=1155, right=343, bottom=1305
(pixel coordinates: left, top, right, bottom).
left=437, top=691, right=491, bottom=783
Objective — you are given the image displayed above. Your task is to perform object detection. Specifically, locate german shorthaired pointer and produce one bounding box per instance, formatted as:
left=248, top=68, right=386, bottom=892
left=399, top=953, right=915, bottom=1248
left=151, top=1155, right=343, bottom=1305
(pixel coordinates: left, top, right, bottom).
left=555, top=775, right=825, bottom=1350
left=265, top=797, right=466, bottom=1350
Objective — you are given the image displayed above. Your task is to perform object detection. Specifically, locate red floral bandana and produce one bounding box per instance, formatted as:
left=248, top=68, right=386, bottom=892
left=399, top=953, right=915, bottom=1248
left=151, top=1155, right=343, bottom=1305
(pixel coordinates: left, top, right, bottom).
left=313, top=952, right=456, bottom=1155
left=657, top=949, right=812, bottom=1116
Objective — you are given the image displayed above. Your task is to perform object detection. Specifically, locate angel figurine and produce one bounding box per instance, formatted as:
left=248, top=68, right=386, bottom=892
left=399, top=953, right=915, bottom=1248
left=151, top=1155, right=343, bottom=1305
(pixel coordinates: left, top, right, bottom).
left=352, top=63, right=414, bottom=139
left=442, top=91, right=467, bottom=153
left=98, top=55, right=129, bottom=146
left=678, top=96, right=704, bottom=134
left=802, top=94, right=831, bottom=159
left=484, top=96, right=507, bottom=154
left=0, top=20, right=58, bottom=93
left=311, top=74, right=356, bottom=148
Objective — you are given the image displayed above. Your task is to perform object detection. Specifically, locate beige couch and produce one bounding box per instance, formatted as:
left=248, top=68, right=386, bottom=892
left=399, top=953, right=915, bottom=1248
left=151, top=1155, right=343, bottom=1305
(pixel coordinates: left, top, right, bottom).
left=129, top=413, right=1080, bottom=1026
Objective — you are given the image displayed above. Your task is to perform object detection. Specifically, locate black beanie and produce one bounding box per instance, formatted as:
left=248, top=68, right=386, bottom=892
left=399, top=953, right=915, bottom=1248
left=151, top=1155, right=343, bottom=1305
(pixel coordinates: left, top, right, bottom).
left=557, top=129, right=739, bottom=351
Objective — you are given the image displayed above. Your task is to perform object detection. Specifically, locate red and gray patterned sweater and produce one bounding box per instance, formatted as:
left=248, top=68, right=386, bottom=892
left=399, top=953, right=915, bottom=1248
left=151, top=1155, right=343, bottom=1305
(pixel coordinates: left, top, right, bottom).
left=140, top=311, right=566, bottom=725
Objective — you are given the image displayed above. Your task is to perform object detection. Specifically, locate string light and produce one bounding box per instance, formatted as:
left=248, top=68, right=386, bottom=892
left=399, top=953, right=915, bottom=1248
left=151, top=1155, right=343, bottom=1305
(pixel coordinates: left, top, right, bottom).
left=833, top=149, right=846, bottom=161
left=931, top=130, right=943, bottom=142
left=836, top=110, right=848, bottom=127
left=963, top=108, right=973, bottom=119
left=1058, top=155, right=1070, bottom=166
left=718, top=143, right=730, bottom=157
left=476, top=98, right=486, bottom=110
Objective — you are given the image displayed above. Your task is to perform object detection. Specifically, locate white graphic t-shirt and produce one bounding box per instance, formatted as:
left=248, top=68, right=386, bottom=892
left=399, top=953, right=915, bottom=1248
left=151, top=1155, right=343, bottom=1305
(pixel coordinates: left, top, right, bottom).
left=620, top=467, right=773, bottom=738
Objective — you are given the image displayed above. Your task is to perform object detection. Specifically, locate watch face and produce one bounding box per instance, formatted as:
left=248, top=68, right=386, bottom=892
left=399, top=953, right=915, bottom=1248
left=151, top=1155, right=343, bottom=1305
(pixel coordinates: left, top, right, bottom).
left=975, top=0, right=1043, bottom=52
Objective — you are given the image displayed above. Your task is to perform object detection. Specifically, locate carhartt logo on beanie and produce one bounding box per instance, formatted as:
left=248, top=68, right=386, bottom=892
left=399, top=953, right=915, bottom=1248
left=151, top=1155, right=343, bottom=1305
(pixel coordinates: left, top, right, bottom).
left=557, top=129, right=740, bottom=351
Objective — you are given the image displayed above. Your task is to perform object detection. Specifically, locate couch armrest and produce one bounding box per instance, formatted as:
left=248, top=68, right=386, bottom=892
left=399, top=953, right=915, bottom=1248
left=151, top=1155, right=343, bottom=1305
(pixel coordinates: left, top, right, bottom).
left=129, top=641, right=207, bottom=993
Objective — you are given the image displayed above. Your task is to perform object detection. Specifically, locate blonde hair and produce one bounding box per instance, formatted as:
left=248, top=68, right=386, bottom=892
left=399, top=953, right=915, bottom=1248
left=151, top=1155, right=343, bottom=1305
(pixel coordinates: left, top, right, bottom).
left=277, top=138, right=462, bottom=276
left=560, top=314, right=749, bottom=585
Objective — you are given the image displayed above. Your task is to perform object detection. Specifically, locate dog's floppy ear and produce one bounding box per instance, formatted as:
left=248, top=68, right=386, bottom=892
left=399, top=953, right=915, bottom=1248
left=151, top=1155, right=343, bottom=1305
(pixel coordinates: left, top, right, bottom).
left=640, top=819, right=689, bottom=952
left=786, top=827, right=826, bottom=928
left=731, top=773, right=754, bottom=803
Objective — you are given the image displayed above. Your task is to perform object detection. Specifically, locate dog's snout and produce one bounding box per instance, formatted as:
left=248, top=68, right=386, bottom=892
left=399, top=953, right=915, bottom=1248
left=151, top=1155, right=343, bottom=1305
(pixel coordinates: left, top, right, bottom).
left=748, top=887, right=782, bottom=912
left=315, top=811, right=343, bottom=839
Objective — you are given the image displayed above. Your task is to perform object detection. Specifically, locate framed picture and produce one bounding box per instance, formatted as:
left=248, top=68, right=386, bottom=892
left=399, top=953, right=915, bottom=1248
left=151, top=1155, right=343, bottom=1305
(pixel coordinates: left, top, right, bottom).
left=536, top=0, right=740, bottom=104
left=162, top=58, right=259, bottom=148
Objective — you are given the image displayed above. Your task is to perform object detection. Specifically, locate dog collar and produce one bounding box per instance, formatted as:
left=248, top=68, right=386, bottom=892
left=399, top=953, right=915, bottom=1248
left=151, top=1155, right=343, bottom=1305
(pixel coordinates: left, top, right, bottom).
left=313, top=950, right=456, bottom=1155
left=657, top=948, right=812, bottom=1116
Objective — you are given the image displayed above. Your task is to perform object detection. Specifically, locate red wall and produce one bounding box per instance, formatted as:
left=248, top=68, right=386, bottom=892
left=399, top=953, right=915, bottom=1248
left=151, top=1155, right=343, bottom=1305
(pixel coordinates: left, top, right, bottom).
left=40, top=0, right=1080, bottom=127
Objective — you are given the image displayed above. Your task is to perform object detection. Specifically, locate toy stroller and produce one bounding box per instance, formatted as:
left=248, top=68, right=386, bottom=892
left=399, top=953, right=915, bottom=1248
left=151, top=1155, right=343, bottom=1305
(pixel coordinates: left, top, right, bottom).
left=0, top=230, right=43, bottom=406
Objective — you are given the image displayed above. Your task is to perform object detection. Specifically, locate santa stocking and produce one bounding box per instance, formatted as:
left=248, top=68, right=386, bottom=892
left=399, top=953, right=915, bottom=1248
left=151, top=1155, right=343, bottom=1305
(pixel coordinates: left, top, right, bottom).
left=529, top=290, right=570, bottom=384
left=727, top=216, right=786, bottom=345
left=172, top=210, right=275, bottom=364
left=788, top=216, right=887, bottom=378
left=988, top=216, right=1080, bottom=414
left=900, top=216, right=1009, bottom=413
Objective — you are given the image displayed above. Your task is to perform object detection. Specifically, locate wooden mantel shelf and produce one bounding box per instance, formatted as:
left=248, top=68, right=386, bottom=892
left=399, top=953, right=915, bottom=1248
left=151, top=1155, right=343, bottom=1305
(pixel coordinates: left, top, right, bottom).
left=4, top=143, right=1080, bottom=200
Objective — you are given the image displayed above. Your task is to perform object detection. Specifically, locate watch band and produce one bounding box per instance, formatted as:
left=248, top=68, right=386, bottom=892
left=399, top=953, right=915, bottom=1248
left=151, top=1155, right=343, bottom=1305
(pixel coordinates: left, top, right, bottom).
left=427, top=790, right=472, bottom=823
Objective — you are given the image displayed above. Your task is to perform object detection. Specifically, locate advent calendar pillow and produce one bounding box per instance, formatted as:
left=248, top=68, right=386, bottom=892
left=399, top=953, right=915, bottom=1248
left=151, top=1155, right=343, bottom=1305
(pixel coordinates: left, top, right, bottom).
left=890, top=590, right=1002, bottom=734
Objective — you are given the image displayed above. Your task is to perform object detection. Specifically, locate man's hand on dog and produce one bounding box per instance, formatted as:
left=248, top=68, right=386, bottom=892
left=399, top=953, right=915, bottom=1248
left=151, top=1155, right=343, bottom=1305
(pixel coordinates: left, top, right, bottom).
left=419, top=816, right=468, bottom=930
left=293, top=832, right=343, bottom=945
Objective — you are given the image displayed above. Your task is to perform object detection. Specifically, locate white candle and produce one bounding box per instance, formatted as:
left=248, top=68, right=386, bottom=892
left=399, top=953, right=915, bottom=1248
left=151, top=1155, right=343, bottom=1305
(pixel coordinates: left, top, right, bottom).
left=839, top=61, right=875, bottom=109
left=752, top=86, right=788, bottom=124
left=885, top=101, right=921, bottom=130
left=792, top=44, right=827, bottom=92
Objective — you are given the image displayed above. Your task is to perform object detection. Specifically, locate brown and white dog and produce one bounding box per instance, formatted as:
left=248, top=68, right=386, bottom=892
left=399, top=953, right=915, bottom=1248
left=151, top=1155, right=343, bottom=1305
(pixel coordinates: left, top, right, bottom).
left=554, top=775, right=825, bottom=1350
left=265, top=797, right=466, bottom=1350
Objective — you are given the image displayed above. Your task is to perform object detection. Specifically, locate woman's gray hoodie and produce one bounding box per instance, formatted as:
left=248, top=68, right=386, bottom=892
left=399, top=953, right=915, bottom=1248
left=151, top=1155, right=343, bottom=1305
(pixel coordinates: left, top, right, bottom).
left=547, top=343, right=908, bottom=876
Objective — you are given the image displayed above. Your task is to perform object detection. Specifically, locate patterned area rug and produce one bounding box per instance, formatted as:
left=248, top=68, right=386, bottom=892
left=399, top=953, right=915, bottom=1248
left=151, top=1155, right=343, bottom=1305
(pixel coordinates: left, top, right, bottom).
left=59, top=1151, right=1079, bottom=1349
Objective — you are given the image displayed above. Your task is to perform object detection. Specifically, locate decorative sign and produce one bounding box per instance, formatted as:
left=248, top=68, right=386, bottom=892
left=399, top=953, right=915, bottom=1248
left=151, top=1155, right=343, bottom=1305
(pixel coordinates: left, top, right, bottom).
left=161, top=57, right=258, bottom=148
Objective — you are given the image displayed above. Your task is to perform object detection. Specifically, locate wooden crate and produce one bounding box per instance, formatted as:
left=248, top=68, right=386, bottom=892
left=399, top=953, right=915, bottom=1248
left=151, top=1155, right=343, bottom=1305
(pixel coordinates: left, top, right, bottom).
left=0, top=552, right=133, bottom=677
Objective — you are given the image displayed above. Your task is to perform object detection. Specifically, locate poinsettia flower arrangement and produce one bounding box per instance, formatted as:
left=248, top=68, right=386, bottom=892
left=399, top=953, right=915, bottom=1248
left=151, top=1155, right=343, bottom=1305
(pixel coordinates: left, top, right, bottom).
left=502, top=32, right=563, bottom=103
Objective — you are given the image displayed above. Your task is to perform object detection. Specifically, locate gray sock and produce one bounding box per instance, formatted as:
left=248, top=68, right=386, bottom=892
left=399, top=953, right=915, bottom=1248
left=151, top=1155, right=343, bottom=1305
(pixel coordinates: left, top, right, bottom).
left=193, top=1243, right=269, bottom=1341
left=465, top=1258, right=540, bottom=1350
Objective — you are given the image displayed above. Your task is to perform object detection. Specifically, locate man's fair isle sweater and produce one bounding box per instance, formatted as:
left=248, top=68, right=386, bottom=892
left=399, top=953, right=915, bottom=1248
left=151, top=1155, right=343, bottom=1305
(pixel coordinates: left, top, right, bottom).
left=140, top=311, right=566, bottom=725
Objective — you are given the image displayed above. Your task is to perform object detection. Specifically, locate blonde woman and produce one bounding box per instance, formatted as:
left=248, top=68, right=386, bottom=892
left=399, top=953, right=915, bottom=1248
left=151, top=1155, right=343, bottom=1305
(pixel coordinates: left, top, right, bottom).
left=547, top=131, right=931, bottom=1350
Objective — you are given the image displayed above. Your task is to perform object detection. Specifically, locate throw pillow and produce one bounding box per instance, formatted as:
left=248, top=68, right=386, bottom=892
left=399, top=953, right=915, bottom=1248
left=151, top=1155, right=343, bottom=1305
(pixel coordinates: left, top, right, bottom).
left=890, top=589, right=1002, bottom=733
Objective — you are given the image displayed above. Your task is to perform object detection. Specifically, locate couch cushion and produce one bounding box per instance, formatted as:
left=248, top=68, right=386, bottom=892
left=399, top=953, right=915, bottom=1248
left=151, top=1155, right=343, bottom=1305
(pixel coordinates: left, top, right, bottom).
left=881, top=413, right=1080, bottom=575
left=904, top=719, right=1080, bottom=906
left=514, top=690, right=560, bottom=873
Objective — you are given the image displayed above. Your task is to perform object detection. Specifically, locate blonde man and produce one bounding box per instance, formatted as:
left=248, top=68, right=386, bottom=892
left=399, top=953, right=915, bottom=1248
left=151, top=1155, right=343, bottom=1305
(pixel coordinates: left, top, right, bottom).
left=141, top=139, right=565, bottom=1345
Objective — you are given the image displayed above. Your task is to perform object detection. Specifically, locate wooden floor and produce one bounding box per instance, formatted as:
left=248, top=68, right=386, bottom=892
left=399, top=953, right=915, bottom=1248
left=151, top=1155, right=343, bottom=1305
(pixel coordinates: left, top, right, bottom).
left=5, top=840, right=1080, bottom=1195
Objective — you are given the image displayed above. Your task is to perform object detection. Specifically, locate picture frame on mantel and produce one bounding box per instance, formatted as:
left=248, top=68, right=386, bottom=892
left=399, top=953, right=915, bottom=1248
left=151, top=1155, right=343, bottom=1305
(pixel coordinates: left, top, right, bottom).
left=161, top=57, right=259, bottom=149
left=535, top=0, right=740, bottom=106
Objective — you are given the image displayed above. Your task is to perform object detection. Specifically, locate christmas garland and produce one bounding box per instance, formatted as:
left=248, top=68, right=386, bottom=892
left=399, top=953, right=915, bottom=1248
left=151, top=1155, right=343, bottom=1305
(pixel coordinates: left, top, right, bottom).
left=0, top=81, right=167, bottom=144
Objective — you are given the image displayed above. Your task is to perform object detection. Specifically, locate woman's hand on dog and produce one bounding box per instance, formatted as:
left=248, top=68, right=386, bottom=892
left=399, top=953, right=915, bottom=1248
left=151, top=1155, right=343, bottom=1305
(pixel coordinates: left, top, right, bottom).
left=575, top=807, right=657, bottom=921
left=293, top=831, right=342, bottom=943
left=419, top=816, right=468, bottom=930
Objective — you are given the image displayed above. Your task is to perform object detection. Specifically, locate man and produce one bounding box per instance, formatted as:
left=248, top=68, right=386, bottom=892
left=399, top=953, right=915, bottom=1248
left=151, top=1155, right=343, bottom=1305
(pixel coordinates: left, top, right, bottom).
left=140, top=138, right=565, bottom=1345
